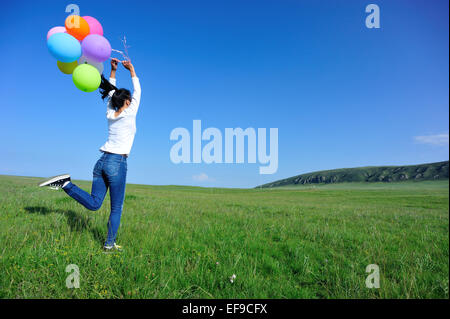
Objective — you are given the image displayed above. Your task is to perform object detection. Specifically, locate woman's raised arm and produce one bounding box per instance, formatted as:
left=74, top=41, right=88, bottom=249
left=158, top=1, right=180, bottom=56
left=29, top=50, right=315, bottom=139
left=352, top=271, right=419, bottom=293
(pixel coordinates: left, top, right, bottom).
left=110, top=58, right=119, bottom=79
left=121, top=60, right=141, bottom=114
left=122, top=60, right=137, bottom=78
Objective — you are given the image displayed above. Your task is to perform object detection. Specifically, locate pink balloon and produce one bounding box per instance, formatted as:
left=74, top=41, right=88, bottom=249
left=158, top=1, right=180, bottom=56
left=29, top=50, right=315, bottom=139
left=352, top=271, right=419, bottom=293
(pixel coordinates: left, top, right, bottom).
left=83, top=16, right=103, bottom=36
left=47, top=26, right=66, bottom=40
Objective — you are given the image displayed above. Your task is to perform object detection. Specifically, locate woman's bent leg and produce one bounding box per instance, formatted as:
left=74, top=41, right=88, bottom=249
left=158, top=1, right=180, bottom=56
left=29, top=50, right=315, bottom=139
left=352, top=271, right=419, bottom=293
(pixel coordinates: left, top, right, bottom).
left=63, top=159, right=108, bottom=211
left=104, top=157, right=127, bottom=246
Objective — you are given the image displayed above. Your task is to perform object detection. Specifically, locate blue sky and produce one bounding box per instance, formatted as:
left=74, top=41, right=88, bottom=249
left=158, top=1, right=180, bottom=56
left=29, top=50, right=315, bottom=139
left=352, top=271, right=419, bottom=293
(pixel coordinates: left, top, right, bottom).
left=0, top=0, right=448, bottom=188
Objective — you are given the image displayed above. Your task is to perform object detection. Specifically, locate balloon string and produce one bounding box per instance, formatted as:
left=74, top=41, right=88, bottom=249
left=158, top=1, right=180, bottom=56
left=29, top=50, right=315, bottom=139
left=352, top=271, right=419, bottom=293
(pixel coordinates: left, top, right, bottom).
left=122, top=36, right=131, bottom=61
left=111, top=48, right=128, bottom=60
left=111, top=36, right=131, bottom=61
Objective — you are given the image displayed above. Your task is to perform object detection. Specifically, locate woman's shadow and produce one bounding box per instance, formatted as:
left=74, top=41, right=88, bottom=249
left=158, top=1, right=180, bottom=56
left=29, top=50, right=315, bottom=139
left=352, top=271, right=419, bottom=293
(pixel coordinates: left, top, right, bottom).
left=24, top=206, right=104, bottom=245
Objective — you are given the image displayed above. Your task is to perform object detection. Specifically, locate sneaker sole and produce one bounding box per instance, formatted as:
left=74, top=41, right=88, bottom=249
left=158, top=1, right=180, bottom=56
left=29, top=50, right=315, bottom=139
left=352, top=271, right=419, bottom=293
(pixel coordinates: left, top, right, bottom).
left=38, top=174, right=70, bottom=187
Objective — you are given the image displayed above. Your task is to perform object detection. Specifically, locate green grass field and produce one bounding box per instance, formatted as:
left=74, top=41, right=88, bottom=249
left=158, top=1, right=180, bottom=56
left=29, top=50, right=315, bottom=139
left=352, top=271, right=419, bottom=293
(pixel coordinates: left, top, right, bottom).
left=0, top=175, right=448, bottom=299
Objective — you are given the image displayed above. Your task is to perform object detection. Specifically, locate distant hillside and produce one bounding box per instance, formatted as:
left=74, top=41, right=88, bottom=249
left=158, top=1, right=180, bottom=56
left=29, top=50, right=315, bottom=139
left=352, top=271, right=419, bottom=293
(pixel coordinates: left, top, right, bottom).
left=257, top=161, right=449, bottom=188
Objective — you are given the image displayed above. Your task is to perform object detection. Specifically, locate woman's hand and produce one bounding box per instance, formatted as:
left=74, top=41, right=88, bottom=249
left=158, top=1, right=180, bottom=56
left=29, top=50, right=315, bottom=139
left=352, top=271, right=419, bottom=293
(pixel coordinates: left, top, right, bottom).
left=110, top=58, right=119, bottom=78
left=122, top=60, right=133, bottom=70
left=122, top=60, right=136, bottom=77
left=111, top=58, right=119, bottom=71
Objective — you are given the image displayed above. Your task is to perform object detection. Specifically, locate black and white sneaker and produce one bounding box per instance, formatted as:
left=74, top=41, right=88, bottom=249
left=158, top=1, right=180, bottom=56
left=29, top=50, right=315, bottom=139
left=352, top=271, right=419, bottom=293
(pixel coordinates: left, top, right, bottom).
left=38, top=174, right=71, bottom=190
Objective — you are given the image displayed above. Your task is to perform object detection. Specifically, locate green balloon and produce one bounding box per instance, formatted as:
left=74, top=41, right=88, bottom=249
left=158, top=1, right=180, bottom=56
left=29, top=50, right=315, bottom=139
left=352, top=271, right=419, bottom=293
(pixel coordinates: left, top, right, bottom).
left=72, top=63, right=101, bottom=92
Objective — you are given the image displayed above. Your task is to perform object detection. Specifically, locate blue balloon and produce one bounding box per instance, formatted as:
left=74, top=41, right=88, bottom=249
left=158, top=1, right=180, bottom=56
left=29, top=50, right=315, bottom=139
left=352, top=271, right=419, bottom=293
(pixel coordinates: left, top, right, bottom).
left=47, top=33, right=82, bottom=63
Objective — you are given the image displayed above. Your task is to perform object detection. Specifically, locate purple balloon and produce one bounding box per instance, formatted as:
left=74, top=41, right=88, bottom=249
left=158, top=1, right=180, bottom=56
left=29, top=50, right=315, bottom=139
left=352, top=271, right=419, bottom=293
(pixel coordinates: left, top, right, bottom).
left=81, top=34, right=111, bottom=62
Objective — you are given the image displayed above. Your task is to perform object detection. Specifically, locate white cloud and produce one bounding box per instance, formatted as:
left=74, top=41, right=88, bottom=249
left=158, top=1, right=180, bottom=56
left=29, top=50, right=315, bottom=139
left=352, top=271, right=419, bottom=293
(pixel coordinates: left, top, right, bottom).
left=192, top=173, right=214, bottom=182
left=414, top=133, right=449, bottom=146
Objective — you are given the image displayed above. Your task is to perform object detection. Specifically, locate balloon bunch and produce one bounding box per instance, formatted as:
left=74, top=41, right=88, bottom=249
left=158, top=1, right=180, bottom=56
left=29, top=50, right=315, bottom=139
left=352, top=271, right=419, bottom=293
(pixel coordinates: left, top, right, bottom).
left=47, top=15, right=111, bottom=92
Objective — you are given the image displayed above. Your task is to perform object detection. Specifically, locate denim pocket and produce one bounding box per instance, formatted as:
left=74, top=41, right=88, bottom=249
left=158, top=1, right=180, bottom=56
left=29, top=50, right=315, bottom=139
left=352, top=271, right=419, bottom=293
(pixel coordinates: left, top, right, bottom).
left=104, top=160, right=121, bottom=177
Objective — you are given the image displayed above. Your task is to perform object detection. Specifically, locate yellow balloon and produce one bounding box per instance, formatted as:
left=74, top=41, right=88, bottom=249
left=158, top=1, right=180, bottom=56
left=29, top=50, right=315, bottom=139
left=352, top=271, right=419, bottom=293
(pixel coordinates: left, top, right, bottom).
left=57, top=60, right=78, bottom=74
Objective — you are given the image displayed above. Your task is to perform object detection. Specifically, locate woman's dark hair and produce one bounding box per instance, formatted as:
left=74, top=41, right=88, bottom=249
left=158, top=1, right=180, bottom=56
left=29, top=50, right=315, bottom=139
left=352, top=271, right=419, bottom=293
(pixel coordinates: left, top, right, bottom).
left=99, top=75, right=132, bottom=111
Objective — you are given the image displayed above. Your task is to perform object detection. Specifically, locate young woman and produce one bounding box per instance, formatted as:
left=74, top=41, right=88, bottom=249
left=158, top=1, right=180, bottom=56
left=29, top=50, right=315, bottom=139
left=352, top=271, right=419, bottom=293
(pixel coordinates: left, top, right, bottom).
left=39, top=58, right=141, bottom=252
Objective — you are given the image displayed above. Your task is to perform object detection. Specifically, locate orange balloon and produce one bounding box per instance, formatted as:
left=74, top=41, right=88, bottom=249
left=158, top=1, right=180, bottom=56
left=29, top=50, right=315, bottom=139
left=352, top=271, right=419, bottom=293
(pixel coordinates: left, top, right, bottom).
left=65, top=15, right=90, bottom=41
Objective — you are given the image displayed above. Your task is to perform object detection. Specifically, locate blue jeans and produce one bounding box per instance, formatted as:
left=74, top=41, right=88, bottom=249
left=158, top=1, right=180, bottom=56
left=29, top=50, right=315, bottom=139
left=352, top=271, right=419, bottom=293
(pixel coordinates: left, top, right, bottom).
left=63, top=152, right=127, bottom=246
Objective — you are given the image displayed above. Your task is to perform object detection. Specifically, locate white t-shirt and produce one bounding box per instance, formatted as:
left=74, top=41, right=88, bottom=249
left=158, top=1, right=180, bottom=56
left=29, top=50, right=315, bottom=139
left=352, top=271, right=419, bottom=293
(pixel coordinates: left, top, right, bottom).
left=99, top=77, right=141, bottom=156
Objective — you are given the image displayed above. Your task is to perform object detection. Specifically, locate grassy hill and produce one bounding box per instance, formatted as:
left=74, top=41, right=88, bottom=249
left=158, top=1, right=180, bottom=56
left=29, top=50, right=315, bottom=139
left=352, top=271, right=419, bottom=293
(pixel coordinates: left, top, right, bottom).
left=258, top=161, right=449, bottom=188
left=0, top=175, right=448, bottom=298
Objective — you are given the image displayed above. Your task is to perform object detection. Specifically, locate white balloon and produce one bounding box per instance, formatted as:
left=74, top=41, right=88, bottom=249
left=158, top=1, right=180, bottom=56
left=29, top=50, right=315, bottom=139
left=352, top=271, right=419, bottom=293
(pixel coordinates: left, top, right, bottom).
left=78, top=55, right=104, bottom=74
